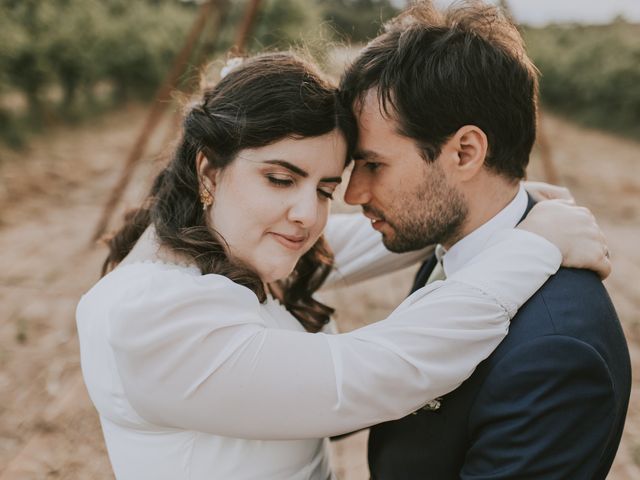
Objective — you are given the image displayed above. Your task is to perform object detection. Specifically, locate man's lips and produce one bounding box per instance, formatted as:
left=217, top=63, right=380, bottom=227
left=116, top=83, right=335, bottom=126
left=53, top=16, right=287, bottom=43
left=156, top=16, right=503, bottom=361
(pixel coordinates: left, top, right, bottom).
left=370, top=218, right=387, bottom=231
left=363, top=207, right=388, bottom=231
left=269, top=232, right=308, bottom=250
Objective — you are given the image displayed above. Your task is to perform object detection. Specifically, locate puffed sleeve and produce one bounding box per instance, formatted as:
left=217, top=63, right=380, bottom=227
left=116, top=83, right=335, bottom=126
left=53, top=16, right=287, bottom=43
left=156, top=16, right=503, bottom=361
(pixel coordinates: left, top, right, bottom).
left=109, top=229, right=561, bottom=440
left=323, top=213, right=434, bottom=288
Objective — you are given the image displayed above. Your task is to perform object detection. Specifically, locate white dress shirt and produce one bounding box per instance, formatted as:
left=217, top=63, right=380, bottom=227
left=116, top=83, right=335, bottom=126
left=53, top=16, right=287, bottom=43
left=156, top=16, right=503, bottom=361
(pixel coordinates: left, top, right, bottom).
left=76, top=211, right=559, bottom=480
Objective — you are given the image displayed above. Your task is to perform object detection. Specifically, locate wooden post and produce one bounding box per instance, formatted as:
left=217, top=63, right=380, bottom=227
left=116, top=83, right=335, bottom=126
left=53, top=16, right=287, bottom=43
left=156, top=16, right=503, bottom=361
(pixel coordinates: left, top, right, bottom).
left=536, top=111, right=560, bottom=184
left=234, top=0, right=262, bottom=54
left=91, top=1, right=217, bottom=242
left=155, top=1, right=231, bottom=159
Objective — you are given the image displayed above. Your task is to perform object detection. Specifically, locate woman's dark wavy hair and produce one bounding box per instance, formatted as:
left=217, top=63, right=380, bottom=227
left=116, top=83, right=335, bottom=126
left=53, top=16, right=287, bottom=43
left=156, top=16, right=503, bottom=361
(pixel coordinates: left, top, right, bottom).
left=102, top=52, right=357, bottom=333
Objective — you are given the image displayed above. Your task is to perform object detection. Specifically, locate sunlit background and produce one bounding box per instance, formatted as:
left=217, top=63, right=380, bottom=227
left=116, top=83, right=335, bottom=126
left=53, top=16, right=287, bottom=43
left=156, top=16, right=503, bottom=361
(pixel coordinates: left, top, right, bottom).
left=0, top=1, right=638, bottom=478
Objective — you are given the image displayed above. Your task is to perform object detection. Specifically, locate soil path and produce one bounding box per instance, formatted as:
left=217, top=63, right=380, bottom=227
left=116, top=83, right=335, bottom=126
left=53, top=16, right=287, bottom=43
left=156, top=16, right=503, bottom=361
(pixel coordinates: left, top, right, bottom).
left=0, top=108, right=638, bottom=479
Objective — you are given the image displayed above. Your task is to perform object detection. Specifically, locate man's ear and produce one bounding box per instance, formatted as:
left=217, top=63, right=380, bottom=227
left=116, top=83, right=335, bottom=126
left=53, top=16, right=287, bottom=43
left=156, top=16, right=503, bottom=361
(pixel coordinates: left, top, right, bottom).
left=196, top=151, right=216, bottom=193
left=449, top=125, right=488, bottom=181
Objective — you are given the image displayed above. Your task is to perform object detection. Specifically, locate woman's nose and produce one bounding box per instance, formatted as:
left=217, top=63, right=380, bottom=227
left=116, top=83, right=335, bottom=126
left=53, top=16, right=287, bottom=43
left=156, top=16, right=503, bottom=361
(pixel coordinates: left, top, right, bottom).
left=288, top=191, right=319, bottom=227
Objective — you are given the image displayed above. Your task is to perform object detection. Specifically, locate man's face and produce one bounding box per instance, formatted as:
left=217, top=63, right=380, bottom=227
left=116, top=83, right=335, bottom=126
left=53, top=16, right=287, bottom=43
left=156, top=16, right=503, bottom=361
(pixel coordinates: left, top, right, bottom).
left=344, top=90, right=468, bottom=252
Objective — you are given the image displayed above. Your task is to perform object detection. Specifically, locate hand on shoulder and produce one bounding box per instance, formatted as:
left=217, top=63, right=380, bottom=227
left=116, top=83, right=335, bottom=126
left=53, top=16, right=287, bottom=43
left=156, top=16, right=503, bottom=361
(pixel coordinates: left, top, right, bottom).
left=518, top=199, right=610, bottom=279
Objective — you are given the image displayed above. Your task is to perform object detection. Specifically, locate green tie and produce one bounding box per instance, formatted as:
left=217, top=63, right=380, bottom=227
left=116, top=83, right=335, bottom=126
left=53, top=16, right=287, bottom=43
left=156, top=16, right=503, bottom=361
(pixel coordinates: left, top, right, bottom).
left=426, top=244, right=447, bottom=285
left=426, top=257, right=446, bottom=284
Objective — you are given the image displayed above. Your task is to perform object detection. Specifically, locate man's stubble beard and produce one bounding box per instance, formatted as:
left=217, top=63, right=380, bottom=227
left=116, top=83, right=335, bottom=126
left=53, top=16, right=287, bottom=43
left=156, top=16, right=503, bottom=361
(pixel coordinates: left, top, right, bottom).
left=382, top=165, right=469, bottom=253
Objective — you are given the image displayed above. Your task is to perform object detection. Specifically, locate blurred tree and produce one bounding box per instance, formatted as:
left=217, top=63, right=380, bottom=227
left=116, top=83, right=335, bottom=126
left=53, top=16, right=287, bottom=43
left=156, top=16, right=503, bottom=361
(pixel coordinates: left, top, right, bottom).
left=97, top=1, right=196, bottom=103
left=0, top=0, right=404, bottom=146
left=46, top=0, right=104, bottom=115
left=253, top=0, right=326, bottom=50
left=1, top=0, right=55, bottom=124
left=524, top=23, right=640, bottom=138
left=320, top=0, right=399, bottom=42
left=0, top=0, right=197, bottom=116
left=0, top=3, right=26, bottom=92
left=209, top=0, right=328, bottom=57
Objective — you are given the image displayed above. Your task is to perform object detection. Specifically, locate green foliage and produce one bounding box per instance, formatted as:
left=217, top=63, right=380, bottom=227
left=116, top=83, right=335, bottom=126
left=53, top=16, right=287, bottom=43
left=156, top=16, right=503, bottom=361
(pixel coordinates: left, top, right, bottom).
left=209, top=0, right=330, bottom=63
left=253, top=0, right=326, bottom=48
left=320, top=0, right=399, bottom=42
left=0, top=0, right=398, bottom=148
left=97, top=1, right=196, bottom=103
left=1, top=1, right=56, bottom=123
left=524, top=23, right=640, bottom=138
left=46, top=0, right=105, bottom=112
left=211, top=0, right=395, bottom=58
left=0, top=0, right=196, bottom=130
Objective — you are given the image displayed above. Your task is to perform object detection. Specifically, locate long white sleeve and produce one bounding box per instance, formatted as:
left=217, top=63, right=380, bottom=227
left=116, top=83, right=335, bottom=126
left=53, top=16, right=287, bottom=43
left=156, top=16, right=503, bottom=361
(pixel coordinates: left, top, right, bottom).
left=79, top=229, right=560, bottom=440
left=323, top=213, right=434, bottom=288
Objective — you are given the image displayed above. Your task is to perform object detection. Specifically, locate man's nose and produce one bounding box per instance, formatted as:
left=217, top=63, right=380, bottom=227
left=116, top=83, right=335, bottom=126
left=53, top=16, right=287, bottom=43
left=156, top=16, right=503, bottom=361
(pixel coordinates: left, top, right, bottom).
left=344, top=169, right=370, bottom=206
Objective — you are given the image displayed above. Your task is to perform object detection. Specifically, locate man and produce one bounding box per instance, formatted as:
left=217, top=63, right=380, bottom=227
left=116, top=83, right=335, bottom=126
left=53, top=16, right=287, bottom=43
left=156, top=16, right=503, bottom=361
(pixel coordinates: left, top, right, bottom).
left=339, top=1, right=631, bottom=478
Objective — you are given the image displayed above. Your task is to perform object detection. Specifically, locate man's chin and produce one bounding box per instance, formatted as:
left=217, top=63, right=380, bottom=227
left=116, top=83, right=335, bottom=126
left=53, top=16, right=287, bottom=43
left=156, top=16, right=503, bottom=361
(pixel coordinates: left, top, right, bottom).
left=382, top=231, right=435, bottom=253
left=381, top=235, right=409, bottom=253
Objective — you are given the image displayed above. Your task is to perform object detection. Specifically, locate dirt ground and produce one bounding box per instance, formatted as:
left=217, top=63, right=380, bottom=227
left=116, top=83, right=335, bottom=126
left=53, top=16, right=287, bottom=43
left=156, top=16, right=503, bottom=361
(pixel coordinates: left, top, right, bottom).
left=0, top=104, right=638, bottom=479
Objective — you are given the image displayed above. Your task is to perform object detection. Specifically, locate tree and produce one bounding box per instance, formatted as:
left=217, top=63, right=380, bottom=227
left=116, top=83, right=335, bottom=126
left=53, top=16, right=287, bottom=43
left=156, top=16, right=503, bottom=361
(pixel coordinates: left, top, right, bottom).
left=320, top=0, right=399, bottom=42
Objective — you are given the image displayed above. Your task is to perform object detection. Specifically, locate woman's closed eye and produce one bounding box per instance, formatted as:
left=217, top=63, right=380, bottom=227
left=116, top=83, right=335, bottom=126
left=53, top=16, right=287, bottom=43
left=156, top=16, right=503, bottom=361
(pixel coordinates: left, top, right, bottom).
left=267, top=174, right=294, bottom=187
left=317, top=188, right=334, bottom=200
left=267, top=172, right=336, bottom=201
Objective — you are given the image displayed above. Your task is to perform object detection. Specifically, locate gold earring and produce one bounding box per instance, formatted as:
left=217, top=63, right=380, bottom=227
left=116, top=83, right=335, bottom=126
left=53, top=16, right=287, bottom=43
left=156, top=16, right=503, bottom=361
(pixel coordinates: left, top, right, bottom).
left=200, top=188, right=213, bottom=210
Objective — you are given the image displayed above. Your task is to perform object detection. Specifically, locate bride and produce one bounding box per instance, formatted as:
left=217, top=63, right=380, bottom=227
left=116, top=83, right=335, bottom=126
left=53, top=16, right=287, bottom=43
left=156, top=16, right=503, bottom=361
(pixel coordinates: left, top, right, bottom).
left=77, top=52, right=608, bottom=479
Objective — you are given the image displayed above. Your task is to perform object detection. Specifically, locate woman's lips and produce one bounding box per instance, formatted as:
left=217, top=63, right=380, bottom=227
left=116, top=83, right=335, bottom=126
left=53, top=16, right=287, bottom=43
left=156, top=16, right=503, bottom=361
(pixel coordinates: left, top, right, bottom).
left=269, top=232, right=307, bottom=251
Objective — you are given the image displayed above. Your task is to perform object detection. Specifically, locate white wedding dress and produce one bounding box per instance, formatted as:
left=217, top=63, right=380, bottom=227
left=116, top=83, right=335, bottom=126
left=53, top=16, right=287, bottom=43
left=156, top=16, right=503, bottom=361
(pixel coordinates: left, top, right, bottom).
left=77, top=214, right=561, bottom=479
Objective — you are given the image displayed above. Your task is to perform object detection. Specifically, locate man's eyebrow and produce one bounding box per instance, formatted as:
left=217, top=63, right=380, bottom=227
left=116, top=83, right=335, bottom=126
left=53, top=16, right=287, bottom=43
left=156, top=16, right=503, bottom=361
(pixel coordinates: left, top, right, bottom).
left=353, top=150, right=384, bottom=162
left=262, top=160, right=342, bottom=184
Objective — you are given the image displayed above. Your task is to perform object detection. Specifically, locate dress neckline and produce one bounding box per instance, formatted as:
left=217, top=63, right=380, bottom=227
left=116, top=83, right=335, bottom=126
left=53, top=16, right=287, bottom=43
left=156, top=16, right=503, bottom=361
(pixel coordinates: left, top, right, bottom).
left=116, top=259, right=201, bottom=276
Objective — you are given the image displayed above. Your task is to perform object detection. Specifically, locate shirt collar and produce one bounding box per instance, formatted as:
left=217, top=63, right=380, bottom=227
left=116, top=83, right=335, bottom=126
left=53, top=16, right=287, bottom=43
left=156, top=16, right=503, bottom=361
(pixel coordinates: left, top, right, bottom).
left=440, top=183, right=528, bottom=278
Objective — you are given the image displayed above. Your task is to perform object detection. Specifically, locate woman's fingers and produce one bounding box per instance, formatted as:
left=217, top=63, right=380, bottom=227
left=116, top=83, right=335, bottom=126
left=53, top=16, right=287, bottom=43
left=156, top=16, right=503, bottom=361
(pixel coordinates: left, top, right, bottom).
left=523, top=181, right=575, bottom=203
left=518, top=200, right=611, bottom=279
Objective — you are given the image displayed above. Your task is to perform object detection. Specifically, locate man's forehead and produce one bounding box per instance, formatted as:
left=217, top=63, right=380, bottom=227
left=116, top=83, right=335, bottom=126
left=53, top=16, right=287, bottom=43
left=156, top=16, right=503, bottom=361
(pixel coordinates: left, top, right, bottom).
left=356, top=92, right=397, bottom=132
left=356, top=89, right=391, bottom=116
left=354, top=92, right=423, bottom=164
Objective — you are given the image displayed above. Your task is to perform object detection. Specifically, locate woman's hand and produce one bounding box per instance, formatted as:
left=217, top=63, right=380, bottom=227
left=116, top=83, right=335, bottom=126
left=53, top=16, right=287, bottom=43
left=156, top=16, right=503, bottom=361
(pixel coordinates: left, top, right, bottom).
left=518, top=200, right=611, bottom=279
left=524, top=181, right=575, bottom=203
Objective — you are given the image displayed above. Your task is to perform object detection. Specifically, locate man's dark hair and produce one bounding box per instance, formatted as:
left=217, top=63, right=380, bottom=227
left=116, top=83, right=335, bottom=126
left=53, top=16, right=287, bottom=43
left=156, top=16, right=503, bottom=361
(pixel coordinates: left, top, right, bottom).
left=340, top=0, right=539, bottom=179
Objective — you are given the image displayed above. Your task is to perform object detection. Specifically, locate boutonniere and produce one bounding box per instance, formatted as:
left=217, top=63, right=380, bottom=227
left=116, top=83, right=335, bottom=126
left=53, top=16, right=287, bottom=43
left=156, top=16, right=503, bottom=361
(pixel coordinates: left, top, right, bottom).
left=412, top=397, right=443, bottom=415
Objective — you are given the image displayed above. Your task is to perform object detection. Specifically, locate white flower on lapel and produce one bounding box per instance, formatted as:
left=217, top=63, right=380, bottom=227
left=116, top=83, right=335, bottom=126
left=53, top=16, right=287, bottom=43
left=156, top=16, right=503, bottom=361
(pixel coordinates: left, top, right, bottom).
left=413, top=397, right=442, bottom=414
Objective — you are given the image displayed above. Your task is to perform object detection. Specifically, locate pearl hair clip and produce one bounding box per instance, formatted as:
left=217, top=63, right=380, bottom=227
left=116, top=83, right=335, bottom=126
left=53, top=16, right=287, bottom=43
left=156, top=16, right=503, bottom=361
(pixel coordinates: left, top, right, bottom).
left=220, top=57, right=244, bottom=79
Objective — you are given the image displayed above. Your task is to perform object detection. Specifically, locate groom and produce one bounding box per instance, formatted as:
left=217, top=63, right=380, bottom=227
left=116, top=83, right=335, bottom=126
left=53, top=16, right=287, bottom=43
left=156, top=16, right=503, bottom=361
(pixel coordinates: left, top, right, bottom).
left=340, top=1, right=631, bottom=478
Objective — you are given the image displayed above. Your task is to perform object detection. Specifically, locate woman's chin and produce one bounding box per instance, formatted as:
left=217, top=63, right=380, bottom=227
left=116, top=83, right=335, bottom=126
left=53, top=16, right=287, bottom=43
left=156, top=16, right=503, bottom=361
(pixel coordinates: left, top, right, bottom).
left=259, top=265, right=296, bottom=285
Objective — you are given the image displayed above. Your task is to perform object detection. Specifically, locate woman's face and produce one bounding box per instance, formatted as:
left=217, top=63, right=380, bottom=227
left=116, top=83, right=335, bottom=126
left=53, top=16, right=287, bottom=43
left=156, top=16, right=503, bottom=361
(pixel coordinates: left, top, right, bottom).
left=204, top=130, right=347, bottom=283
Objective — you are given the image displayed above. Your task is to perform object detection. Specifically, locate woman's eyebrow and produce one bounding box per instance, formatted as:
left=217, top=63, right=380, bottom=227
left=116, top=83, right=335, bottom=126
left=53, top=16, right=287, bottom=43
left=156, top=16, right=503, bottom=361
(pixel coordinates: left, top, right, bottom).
left=320, top=176, right=342, bottom=184
left=262, top=160, right=308, bottom=177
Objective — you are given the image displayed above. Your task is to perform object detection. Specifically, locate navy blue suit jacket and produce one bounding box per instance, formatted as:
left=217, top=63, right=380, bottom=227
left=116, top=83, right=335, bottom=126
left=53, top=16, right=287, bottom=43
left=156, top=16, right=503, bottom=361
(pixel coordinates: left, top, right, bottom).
left=368, top=197, right=631, bottom=479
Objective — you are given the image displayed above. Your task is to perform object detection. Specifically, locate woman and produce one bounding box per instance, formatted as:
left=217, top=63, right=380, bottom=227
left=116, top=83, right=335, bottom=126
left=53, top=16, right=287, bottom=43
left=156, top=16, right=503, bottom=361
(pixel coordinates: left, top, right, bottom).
left=77, top=53, right=608, bottom=479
